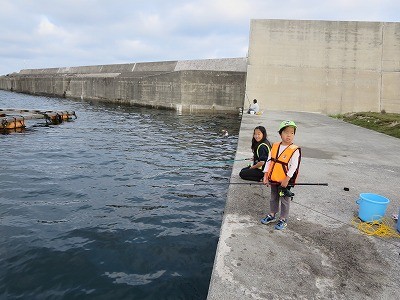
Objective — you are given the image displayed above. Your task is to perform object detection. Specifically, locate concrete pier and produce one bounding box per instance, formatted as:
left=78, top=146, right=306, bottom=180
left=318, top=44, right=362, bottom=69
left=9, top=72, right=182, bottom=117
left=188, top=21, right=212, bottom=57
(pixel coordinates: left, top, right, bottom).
left=207, top=111, right=400, bottom=299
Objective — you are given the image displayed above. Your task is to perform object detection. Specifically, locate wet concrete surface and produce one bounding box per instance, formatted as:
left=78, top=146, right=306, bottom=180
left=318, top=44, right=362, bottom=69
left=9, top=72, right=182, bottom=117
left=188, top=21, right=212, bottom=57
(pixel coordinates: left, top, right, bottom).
left=207, top=111, right=400, bottom=300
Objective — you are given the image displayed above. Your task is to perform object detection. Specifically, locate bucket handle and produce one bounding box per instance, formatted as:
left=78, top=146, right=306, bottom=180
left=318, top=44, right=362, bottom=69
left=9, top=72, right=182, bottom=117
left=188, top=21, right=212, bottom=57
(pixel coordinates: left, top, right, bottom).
left=356, top=199, right=361, bottom=205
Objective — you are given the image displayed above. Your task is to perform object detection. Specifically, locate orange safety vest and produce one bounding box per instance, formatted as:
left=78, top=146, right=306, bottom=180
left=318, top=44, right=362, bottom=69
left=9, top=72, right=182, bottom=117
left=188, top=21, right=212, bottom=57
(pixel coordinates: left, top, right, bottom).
left=267, top=142, right=301, bottom=184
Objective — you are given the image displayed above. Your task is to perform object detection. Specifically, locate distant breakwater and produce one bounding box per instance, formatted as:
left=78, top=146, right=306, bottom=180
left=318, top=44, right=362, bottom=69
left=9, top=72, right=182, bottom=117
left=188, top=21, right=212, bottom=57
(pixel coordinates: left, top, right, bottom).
left=0, top=58, right=247, bottom=113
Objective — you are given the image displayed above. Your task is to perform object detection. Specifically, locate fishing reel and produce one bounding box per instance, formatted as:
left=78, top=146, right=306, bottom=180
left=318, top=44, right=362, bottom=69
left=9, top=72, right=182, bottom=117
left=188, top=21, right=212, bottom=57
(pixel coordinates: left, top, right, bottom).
left=278, top=186, right=295, bottom=198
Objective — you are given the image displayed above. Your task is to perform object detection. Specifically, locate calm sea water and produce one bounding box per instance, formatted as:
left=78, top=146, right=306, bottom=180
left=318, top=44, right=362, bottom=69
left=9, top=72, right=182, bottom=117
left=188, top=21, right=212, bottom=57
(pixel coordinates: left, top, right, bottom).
left=0, top=90, right=241, bottom=299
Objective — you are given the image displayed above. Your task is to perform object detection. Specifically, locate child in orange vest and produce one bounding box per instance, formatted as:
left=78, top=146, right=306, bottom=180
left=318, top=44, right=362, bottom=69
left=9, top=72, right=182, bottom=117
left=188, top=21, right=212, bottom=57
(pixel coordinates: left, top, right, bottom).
left=261, top=120, right=301, bottom=230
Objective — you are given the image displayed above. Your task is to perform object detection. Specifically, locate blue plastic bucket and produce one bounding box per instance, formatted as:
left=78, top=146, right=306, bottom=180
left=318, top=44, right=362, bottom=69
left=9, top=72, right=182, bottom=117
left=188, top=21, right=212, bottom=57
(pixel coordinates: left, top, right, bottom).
left=356, top=193, right=390, bottom=222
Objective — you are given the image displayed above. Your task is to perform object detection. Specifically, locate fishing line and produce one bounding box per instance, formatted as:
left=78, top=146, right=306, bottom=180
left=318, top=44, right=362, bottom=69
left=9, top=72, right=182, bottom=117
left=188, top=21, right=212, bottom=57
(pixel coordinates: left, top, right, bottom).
left=143, top=158, right=252, bottom=179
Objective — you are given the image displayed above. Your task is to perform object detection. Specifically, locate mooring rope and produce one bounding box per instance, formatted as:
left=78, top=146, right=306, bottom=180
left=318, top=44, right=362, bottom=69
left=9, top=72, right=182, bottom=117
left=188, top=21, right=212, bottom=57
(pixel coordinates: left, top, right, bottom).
left=351, top=217, right=400, bottom=238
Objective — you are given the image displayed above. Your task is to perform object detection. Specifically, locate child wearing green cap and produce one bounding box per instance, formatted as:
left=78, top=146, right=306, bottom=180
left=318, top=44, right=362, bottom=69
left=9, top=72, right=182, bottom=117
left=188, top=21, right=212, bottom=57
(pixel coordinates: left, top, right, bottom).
left=261, top=120, right=301, bottom=230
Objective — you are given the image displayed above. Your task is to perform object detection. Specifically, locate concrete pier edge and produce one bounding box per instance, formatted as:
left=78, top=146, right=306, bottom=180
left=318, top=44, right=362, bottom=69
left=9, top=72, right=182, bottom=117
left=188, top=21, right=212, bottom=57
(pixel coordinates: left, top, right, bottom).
left=207, top=110, right=400, bottom=299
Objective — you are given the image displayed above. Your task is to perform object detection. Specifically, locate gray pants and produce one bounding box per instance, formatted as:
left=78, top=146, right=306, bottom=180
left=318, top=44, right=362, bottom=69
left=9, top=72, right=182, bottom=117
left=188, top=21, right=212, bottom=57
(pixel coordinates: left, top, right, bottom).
left=270, top=185, right=291, bottom=220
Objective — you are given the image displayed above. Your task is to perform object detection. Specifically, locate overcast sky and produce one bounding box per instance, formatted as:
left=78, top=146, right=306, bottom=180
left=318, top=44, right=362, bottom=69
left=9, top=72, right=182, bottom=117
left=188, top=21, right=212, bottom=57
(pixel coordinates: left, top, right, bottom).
left=0, top=0, right=398, bottom=75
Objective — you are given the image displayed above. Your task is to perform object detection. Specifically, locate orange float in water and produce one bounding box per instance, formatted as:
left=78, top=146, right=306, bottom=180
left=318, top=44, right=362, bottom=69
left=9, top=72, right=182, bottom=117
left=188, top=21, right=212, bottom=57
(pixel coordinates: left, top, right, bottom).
left=1, top=116, right=26, bottom=129
left=0, top=109, right=77, bottom=131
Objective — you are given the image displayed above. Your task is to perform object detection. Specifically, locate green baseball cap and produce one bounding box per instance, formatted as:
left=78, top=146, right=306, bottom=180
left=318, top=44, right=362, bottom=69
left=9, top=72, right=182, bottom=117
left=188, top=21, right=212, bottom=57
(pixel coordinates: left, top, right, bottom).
left=279, top=120, right=297, bottom=132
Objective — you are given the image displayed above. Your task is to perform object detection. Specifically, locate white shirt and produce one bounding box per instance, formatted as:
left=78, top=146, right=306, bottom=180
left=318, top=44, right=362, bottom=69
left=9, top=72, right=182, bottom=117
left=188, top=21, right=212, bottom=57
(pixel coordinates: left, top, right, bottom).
left=249, top=103, right=259, bottom=113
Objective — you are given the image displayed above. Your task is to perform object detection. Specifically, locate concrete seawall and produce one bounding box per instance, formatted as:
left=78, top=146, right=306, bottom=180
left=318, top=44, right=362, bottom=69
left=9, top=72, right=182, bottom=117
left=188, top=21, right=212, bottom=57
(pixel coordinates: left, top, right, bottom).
left=246, top=20, right=400, bottom=114
left=0, top=58, right=247, bottom=113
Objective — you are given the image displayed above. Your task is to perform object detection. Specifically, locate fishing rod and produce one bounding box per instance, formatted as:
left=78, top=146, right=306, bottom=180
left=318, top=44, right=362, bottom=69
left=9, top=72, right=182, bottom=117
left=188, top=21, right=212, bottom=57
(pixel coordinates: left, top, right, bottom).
left=152, top=182, right=328, bottom=188
left=245, top=92, right=251, bottom=106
